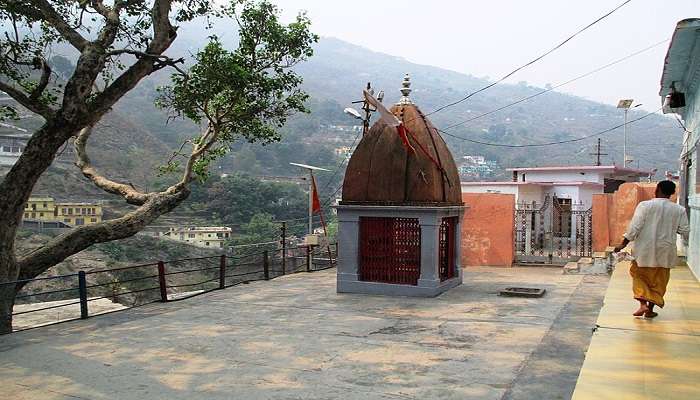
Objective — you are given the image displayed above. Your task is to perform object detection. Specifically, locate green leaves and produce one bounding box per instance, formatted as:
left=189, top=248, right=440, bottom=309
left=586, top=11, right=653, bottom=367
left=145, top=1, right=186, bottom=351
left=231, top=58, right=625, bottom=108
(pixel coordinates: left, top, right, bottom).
left=157, top=0, right=318, bottom=182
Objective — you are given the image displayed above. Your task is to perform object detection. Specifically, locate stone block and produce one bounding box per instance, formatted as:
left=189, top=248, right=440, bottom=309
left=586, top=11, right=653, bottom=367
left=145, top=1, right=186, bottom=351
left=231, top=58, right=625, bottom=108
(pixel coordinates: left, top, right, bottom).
left=578, top=257, right=594, bottom=265
left=563, top=262, right=580, bottom=275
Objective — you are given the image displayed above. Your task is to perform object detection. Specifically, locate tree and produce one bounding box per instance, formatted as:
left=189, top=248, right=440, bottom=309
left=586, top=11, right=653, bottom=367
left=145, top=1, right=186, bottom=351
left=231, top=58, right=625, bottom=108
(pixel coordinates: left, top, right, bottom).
left=0, top=0, right=318, bottom=334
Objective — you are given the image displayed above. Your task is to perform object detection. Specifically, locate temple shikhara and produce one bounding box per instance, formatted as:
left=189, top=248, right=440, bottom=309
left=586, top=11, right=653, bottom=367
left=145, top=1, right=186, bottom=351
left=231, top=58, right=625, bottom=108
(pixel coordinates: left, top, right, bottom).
left=336, top=75, right=466, bottom=296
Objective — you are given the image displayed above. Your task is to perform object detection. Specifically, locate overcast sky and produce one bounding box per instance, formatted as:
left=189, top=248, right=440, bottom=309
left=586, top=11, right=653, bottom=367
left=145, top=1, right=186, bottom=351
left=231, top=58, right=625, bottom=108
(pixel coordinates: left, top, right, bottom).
left=273, top=0, right=697, bottom=113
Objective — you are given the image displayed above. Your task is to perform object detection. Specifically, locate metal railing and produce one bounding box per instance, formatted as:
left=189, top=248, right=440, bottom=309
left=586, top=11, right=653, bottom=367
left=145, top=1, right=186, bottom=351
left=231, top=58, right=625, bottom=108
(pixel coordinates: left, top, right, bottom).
left=3, top=243, right=337, bottom=333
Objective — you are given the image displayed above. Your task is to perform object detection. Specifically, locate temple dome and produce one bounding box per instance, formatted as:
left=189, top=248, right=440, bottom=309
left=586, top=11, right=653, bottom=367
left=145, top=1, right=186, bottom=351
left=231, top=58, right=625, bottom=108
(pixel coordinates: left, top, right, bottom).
left=341, top=76, right=462, bottom=205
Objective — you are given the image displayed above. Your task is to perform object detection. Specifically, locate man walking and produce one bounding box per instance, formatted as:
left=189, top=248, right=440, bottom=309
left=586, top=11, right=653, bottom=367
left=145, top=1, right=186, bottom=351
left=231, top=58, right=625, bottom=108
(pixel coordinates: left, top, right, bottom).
left=614, top=181, right=690, bottom=318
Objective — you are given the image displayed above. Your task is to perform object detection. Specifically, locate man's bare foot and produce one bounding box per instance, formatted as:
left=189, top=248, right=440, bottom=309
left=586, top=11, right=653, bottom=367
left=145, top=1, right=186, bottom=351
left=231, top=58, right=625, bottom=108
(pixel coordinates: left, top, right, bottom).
left=633, top=304, right=649, bottom=316
left=644, top=311, right=658, bottom=318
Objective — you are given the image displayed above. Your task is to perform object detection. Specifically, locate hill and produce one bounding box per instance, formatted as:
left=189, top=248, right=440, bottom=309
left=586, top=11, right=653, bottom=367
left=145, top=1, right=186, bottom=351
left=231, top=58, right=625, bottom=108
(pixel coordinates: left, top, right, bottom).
left=112, top=34, right=682, bottom=182
left=2, top=33, right=682, bottom=204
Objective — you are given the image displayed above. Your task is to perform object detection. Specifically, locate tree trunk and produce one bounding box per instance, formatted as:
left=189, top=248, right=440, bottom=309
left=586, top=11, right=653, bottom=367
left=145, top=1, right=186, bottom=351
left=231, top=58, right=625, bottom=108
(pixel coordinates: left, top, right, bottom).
left=0, top=120, right=77, bottom=334
left=0, top=256, right=18, bottom=335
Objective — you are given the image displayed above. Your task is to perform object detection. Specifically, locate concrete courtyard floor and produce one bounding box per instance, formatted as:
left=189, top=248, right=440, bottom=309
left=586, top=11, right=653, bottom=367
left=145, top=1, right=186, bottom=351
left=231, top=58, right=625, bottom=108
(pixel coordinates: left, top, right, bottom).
left=0, top=267, right=609, bottom=400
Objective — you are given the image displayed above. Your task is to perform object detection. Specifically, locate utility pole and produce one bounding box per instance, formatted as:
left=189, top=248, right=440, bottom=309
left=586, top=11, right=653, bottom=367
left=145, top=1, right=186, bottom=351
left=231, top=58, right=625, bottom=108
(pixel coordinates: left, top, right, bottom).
left=347, top=82, right=382, bottom=136
left=589, top=138, right=608, bottom=166
left=361, top=82, right=372, bottom=136
left=617, top=99, right=641, bottom=166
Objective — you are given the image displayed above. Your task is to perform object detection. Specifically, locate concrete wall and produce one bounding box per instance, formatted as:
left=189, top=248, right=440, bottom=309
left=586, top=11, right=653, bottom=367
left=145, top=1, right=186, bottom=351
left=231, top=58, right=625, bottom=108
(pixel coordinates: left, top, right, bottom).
left=461, top=193, right=515, bottom=267
left=592, top=182, right=659, bottom=252
left=461, top=184, right=519, bottom=197
left=523, top=170, right=604, bottom=184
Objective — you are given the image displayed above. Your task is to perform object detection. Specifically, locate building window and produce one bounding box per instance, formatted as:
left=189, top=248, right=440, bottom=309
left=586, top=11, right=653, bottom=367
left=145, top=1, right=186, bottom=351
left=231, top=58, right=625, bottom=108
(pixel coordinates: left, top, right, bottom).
left=217, top=233, right=223, bottom=238
left=39, top=212, right=44, bottom=217
left=90, top=217, right=97, bottom=223
left=75, top=218, right=84, bottom=225
left=31, top=212, right=36, bottom=218
left=64, top=218, right=71, bottom=223
left=43, top=202, right=47, bottom=208
left=189, top=233, right=196, bottom=238
left=62, top=208, right=67, bottom=214
left=31, top=204, right=36, bottom=210
left=205, top=242, right=210, bottom=246
left=68, top=208, right=73, bottom=214
left=24, top=213, right=28, bottom=218
left=219, top=242, right=224, bottom=248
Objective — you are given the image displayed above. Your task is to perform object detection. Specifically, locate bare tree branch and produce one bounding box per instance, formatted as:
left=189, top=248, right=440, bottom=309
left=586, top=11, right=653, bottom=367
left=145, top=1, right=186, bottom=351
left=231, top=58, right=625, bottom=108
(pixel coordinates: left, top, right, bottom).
left=74, top=124, right=150, bottom=205
left=89, top=0, right=176, bottom=116
left=105, top=49, right=187, bottom=75
left=29, top=57, right=51, bottom=100
left=33, top=0, right=89, bottom=50
left=0, top=80, right=54, bottom=119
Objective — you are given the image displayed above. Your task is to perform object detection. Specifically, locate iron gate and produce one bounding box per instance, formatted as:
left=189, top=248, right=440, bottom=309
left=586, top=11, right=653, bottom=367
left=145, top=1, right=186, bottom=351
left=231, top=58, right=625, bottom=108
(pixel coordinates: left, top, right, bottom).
left=514, top=196, right=592, bottom=265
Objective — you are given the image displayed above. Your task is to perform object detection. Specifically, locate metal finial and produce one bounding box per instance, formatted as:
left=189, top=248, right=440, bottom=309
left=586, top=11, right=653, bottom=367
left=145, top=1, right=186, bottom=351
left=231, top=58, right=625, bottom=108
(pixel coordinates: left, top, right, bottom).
left=397, top=73, right=412, bottom=105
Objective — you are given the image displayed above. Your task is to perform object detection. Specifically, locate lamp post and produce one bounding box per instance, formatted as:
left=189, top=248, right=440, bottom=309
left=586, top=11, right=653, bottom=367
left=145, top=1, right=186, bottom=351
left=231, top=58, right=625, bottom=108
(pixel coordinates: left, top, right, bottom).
left=616, top=99, right=642, bottom=166
left=289, top=162, right=330, bottom=236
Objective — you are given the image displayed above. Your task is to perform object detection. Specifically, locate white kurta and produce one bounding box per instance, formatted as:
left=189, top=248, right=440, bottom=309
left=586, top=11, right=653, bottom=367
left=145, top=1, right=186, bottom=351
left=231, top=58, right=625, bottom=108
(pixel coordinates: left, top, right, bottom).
left=624, top=198, right=690, bottom=268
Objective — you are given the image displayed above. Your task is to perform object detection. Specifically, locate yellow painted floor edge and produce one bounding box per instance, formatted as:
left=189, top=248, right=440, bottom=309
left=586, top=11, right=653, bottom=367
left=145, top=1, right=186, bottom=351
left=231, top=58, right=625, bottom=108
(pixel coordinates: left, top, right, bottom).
left=572, top=261, right=700, bottom=400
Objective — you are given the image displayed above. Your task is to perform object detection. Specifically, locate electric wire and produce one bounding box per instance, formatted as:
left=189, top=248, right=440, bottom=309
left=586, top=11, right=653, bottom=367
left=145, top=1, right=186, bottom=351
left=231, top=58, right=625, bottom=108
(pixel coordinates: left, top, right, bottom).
left=436, top=108, right=662, bottom=148
left=425, top=0, right=634, bottom=118
left=442, top=38, right=669, bottom=131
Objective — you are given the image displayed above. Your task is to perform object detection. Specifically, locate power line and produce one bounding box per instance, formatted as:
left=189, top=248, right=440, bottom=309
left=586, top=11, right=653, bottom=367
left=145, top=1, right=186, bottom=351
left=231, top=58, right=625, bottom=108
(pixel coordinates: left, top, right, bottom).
left=436, top=108, right=661, bottom=148
left=442, top=38, right=669, bottom=131
left=425, top=0, right=634, bottom=118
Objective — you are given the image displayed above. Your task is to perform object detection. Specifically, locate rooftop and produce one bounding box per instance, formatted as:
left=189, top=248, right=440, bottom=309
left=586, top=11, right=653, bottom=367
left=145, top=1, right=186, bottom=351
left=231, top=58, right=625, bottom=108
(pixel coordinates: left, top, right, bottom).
left=461, top=181, right=604, bottom=187
left=659, top=18, right=700, bottom=98
left=1, top=267, right=608, bottom=400
left=506, top=165, right=652, bottom=176
left=168, top=227, right=232, bottom=232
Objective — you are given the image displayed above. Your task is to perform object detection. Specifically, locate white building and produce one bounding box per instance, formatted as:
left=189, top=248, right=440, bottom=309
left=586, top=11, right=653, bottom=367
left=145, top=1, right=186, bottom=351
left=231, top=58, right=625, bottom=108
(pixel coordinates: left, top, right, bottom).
left=461, top=165, right=652, bottom=208
left=0, top=133, right=28, bottom=167
left=158, top=226, right=232, bottom=249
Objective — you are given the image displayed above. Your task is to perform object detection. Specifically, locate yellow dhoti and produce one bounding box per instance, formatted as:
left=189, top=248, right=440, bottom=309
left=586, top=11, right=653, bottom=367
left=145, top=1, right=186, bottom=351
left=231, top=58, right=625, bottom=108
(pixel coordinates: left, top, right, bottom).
left=629, top=261, right=670, bottom=307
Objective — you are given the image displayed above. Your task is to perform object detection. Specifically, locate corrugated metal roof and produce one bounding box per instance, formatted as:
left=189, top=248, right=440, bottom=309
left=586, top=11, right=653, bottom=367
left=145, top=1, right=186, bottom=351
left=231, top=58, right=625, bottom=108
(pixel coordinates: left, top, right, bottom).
left=659, top=18, right=700, bottom=98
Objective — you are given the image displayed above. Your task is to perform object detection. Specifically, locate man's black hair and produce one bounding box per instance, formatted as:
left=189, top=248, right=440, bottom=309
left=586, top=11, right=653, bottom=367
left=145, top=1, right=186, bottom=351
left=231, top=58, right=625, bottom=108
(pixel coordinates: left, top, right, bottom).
left=657, top=180, right=676, bottom=196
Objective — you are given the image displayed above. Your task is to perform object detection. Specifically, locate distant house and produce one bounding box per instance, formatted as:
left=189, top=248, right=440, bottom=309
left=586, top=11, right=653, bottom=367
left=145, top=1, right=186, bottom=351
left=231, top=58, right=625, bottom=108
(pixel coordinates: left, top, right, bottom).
left=461, top=165, right=652, bottom=208
left=659, top=18, right=700, bottom=279
left=160, top=226, right=232, bottom=249
left=0, top=133, right=29, bottom=167
left=23, top=197, right=104, bottom=226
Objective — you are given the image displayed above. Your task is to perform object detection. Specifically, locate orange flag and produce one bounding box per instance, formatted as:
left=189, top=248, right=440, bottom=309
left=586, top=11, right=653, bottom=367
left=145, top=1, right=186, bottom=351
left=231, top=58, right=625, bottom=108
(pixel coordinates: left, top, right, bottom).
left=311, top=175, right=322, bottom=214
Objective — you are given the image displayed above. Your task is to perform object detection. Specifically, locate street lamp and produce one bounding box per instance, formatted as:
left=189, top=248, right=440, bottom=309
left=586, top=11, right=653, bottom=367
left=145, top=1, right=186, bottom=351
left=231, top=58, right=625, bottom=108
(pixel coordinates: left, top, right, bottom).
left=616, top=99, right=642, bottom=166
left=289, top=162, right=330, bottom=236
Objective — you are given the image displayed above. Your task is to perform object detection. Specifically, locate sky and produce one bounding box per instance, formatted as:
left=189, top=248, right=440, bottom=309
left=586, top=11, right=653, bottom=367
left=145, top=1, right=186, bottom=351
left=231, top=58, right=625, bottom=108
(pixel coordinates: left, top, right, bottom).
left=273, top=0, right=698, bottom=113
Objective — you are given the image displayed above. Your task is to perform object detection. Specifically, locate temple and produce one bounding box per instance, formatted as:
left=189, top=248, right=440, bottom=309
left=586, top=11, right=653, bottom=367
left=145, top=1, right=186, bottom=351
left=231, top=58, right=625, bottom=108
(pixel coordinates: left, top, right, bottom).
left=336, top=75, right=466, bottom=296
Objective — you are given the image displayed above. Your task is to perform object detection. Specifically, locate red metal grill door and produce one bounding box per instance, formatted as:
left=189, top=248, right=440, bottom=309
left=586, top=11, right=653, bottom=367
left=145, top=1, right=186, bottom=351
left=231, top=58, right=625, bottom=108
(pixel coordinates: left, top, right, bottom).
left=439, top=217, right=458, bottom=281
left=359, top=217, right=421, bottom=285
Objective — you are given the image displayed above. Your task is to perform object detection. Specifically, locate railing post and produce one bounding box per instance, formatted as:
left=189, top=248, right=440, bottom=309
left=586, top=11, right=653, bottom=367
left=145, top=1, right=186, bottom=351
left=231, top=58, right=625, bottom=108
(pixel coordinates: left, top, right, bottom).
left=219, top=255, right=226, bottom=289
left=306, top=245, right=311, bottom=272
left=263, top=250, right=270, bottom=280
left=78, top=271, right=88, bottom=319
left=157, top=261, right=167, bottom=302
left=280, top=221, right=287, bottom=275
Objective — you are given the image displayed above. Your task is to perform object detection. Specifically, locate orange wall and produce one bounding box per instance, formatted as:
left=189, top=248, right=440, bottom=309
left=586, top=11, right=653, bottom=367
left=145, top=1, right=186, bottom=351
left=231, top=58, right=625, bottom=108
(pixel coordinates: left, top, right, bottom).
left=592, top=182, right=664, bottom=251
left=461, top=193, right=515, bottom=267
